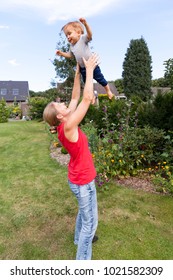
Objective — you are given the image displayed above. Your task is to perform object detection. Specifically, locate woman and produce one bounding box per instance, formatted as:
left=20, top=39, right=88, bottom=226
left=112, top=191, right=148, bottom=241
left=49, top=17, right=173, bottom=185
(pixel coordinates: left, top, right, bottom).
left=43, top=54, right=98, bottom=260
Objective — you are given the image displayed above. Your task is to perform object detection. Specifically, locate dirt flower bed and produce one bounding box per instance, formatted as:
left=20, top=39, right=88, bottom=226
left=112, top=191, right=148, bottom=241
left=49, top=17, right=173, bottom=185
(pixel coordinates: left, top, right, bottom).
left=50, top=146, right=70, bottom=166
left=115, top=176, right=157, bottom=194
left=50, top=146, right=157, bottom=194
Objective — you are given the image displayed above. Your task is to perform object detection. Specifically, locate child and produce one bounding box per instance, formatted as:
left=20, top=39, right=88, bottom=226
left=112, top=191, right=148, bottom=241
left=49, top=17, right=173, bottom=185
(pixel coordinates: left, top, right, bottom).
left=56, top=18, right=114, bottom=100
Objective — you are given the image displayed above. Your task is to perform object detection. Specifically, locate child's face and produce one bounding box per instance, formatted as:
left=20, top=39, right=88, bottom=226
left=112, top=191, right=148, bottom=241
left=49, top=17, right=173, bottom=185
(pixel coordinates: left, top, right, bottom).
left=64, top=26, right=81, bottom=45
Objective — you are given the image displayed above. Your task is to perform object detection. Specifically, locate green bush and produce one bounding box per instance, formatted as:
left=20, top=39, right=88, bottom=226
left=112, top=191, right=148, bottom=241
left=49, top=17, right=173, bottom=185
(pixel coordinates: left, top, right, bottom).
left=83, top=97, right=128, bottom=131
left=61, top=146, right=68, bottom=154
left=8, top=104, right=22, bottom=119
left=0, top=99, right=9, bottom=123
left=80, top=120, right=99, bottom=153
left=137, top=91, right=173, bottom=131
left=29, top=97, right=49, bottom=120
left=85, top=103, right=173, bottom=194
left=93, top=125, right=171, bottom=176
left=83, top=91, right=173, bottom=133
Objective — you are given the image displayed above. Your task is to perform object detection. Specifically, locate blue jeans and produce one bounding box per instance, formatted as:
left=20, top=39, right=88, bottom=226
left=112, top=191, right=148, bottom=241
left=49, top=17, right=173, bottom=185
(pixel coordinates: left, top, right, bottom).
left=80, top=65, right=108, bottom=87
left=68, top=179, right=98, bottom=260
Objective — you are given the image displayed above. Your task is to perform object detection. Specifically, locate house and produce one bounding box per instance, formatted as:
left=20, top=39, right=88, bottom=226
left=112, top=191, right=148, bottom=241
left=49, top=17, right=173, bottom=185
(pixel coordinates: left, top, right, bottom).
left=93, top=82, right=119, bottom=97
left=0, top=81, right=29, bottom=103
left=151, top=87, right=171, bottom=97
left=93, top=82, right=128, bottom=102
left=0, top=81, right=30, bottom=117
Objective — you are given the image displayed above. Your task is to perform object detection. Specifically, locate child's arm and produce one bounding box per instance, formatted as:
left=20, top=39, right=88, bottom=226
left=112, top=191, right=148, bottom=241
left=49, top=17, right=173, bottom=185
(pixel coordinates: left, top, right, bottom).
left=79, top=18, right=92, bottom=41
left=56, top=50, right=72, bottom=59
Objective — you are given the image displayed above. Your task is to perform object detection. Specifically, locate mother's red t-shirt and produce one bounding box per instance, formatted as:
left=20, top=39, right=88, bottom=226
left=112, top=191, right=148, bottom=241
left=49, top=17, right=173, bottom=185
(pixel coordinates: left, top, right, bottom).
left=57, top=123, right=96, bottom=185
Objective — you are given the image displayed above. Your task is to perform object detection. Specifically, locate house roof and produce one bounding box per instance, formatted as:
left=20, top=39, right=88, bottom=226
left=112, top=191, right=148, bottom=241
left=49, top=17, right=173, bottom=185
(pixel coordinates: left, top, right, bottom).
left=56, top=81, right=119, bottom=97
left=94, top=82, right=119, bottom=96
left=151, top=87, right=171, bottom=96
left=0, top=81, right=29, bottom=102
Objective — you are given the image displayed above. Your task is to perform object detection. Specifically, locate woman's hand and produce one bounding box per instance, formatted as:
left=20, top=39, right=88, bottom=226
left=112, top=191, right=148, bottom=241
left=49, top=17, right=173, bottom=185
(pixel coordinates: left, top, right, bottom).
left=83, top=53, right=99, bottom=71
left=75, top=63, right=80, bottom=76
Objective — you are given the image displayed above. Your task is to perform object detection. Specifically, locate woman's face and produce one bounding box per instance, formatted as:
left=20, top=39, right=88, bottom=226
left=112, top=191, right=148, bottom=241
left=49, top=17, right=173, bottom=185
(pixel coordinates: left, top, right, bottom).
left=54, top=102, right=71, bottom=117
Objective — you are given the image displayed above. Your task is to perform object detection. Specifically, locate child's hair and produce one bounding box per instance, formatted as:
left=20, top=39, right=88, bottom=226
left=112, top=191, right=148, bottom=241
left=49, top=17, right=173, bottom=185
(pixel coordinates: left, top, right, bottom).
left=43, top=102, right=60, bottom=127
left=62, top=21, right=84, bottom=35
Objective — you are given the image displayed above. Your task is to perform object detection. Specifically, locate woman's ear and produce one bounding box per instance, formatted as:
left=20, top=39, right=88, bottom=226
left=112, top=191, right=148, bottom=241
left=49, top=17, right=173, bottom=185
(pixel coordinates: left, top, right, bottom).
left=56, top=113, right=63, bottom=120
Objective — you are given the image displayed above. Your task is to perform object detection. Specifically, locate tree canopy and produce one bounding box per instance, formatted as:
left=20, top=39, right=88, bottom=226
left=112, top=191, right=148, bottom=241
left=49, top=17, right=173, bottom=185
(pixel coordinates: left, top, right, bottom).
left=53, top=33, right=76, bottom=88
left=164, top=58, right=173, bottom=90
left=122, top=37, right=152, bottom=101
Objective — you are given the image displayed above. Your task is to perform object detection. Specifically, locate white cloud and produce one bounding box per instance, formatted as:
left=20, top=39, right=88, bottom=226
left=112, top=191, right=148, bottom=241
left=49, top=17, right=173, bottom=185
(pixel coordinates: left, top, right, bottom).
left=0, top=25, right=9, bottom=29
left=8, top=59, right=20, bottom=66
left=0, top=0, right=121, bottom=23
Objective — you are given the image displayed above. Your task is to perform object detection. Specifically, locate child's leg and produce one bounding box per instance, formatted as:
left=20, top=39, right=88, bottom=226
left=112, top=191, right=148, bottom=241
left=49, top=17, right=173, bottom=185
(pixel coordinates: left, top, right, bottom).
left=80, top=67, right=86, bottom=83
left=93, top=66, right=114, bottom=99
left=104, top=84, right=114, bottom=100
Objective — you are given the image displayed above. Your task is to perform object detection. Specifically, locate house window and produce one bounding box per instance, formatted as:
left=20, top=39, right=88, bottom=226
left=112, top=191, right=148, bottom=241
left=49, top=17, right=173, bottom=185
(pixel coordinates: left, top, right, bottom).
left=12, top=89, right=19, bottom=95
left=0, top=88, right=7, bottom=95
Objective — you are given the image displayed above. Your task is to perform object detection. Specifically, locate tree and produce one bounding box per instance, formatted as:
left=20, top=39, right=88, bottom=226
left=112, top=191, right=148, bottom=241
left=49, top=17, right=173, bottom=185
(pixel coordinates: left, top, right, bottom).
left=152, top=77, right=169, bottom=87
left=164, top=58, right=173, bottom=90
left=29, top=97, right=49, bottom=120
left=114, top=79, right=124, bottom=93
left=0, top=98, right=9, bottom=123
left=122, top=37, right=152, bottom=101
left=137, top=91, right=173, bottom=131
left=53, top=32, right=76, bottom=88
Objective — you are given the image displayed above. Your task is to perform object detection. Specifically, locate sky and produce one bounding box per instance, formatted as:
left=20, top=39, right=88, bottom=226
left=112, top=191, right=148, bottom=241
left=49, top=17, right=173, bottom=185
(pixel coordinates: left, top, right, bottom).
left=0, top=0, right=173, bottom=92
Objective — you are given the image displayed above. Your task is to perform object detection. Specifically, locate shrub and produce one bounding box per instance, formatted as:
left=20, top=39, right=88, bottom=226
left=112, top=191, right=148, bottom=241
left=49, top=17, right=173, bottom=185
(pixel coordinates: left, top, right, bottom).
left=137, top=91, right=173, bottom=131
left=0, top=99, right=9, bottom=123
left=80, top=120, right=99, bottom=153
left=61, top=146, right=68, bottom=154
left=88, top=103, right=173, bottom=194
left=9, top=104, right=22, bottom=119
left=29, top=97, right=49, bottom=120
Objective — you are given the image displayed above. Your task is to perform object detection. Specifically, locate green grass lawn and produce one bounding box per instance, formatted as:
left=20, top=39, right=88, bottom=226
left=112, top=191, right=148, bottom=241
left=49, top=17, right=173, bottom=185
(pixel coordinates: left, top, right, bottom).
left=0, top=120, right=173, bottom=260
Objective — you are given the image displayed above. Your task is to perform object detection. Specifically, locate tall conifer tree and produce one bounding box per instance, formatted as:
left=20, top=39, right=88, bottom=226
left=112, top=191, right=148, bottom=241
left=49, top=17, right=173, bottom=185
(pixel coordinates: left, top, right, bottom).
left=122, top=37, right=152, bottom=100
